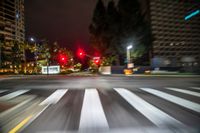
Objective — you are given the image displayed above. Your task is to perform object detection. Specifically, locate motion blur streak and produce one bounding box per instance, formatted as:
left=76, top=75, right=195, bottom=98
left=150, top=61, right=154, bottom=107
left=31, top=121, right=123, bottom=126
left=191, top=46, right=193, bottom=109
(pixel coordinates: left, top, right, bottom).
left=8, top=115, right=33, bottom=133
left=79, top=89, right=109, bottom=131
left=114, top=88, right=184, bottom=127
left=140, top=88, right=200, bottom=113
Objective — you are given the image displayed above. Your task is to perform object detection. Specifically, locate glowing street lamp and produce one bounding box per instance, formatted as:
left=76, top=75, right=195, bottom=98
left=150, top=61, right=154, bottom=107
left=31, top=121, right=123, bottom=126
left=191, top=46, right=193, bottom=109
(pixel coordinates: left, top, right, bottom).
left=127, top=45, right=133, bottom=50
left=127, top=45, right=133, bottom=64
left=30, top=37, right=35, bottom=42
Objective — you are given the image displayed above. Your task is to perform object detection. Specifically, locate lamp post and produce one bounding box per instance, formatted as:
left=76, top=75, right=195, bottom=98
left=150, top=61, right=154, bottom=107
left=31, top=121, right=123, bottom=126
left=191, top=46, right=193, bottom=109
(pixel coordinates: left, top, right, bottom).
left=30, top=37, right=38, bottom=74
left=46, top=48, right=50, bottom=75
left=127, top=45, right=133, bottom=64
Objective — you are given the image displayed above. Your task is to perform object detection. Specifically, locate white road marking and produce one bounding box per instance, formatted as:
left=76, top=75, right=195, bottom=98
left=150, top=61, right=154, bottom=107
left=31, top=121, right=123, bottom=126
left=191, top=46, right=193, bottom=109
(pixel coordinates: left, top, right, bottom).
left=114, top=88, right=184, bottom=127
left=190, top=87, right=200, bottom=90
left=39, top=89, right=68, bottom=105
left=79, top=89, right=109, bottom=131
left=166, top=87, right=200, bottom=98
left=140, top=88, right=200, bottom=113
left=0, top=90, right=8, bottom=93
left=0, top=90, right=29, bottom=101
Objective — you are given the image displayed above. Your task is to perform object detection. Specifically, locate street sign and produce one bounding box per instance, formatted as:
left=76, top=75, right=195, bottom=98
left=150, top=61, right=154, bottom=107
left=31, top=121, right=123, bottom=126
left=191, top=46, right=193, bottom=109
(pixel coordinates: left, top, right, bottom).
left=128, top=63, right=134, bottom=68
left=42, top=66, right=60, bottom=74
left=93, top=57, right=100, bottom=60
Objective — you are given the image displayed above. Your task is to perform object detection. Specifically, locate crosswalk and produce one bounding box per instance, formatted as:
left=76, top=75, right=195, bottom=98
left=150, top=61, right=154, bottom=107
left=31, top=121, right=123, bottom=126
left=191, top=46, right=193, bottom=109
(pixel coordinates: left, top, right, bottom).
left=0, top=90, right=30, bottom=101
left=0, top=86, right=200, bottom=132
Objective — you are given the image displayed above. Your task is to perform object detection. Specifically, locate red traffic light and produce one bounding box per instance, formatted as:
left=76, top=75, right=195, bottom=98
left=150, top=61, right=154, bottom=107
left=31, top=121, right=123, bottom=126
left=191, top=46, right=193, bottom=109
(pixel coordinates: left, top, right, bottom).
left=77, top=48, right=85, bottom=58
left=58, top=54, right=67, bottom=64
left=95, top=59, right=99, bottom=63
left=93, top=57, right=100, bottom=65
left=61, top=57, right=65, bottom=61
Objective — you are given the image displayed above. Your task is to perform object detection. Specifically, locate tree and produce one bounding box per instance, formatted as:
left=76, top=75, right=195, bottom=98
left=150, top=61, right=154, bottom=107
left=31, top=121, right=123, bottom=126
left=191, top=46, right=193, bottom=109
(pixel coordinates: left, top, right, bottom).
left=89, top=0, right=150, bottom=66
left=49, top=42, right=73, bottom=67
left=12, top=41, right=20, bottom=72
left=117, top=0, right=150, bottom=64
left=89, top=0, right=107, bottom=54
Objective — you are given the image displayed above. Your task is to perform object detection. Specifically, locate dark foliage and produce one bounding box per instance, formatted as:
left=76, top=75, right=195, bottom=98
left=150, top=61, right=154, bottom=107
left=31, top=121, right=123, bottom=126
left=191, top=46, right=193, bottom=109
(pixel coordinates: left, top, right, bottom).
left=89, top=0, right=150, bottom=65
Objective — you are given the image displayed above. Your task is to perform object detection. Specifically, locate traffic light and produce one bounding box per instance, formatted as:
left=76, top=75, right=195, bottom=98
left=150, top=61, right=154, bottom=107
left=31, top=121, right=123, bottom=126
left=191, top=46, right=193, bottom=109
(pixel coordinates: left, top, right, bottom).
left=77, top=48, right=85, bottom=58
left=79, top=52, right=83, bottom=57
left=93, top=57, right=100, bottom=65
left=58, top=54, right=67, bottom=65
left=94, top=59, right=99, bottom=64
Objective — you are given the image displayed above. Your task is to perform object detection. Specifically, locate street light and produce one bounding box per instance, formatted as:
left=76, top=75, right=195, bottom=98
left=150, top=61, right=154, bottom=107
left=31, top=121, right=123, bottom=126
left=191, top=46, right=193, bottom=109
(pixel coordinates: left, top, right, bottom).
left=30, top=37, right=35, bottom=42
left=127, top=45, right=133, bottom=50
left=127, top=45, right=133, bottom=64
left=30, top=37, right=38, bottom=73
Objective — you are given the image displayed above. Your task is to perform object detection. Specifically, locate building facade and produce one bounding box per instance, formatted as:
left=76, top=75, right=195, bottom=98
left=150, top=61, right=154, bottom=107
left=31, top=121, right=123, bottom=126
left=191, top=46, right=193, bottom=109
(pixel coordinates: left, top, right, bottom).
left=149, top=0, right=200, bottom=67
left=0, top=0, right=25, bottom=72
left=0, top=0, right=25, bottom=42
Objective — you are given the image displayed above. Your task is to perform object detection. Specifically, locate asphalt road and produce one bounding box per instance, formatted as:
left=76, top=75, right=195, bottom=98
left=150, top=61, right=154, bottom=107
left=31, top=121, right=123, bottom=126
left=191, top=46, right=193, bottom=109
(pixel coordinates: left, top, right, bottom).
left=0, top=75, right=200, bottom=133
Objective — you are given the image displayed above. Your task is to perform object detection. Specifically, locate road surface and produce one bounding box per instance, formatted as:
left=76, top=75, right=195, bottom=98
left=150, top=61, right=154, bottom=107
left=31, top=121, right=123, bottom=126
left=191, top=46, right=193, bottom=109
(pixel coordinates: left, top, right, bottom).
left=0, top=75, right=200, bottom=133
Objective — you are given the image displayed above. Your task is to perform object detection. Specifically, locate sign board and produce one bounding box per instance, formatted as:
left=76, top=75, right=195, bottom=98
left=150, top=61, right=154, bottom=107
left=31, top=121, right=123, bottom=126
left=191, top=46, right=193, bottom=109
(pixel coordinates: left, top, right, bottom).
left=93, top=57, right=100, bottom=60
left=127, top=63, right=134, bottom=68
left=42, top=66, right=60, bottom=74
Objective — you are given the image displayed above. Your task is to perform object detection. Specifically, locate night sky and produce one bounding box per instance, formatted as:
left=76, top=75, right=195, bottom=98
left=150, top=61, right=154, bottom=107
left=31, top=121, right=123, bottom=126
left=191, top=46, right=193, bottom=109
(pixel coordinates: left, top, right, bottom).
left=25, top=0, right=100, bottom=50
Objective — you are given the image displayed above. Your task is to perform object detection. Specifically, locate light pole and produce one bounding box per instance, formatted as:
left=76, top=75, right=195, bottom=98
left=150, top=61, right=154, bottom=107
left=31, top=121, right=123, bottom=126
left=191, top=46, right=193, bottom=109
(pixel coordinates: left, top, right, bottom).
left=30, top=37, right=38, bottom=74
left=46, top=48, right=50, bottom=75
left=127, top=45, right=133, bottom=64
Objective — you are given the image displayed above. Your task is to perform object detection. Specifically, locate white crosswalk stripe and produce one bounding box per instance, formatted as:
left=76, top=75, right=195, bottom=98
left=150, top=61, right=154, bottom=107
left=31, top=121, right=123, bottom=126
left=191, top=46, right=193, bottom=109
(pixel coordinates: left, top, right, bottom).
left=1, top=87, right=199, bottom=131
left=39, top=89, right=68, bottom=105
left=190, top=87, right=200, bottom=90
left=114, top=88, right=184, bottom=127
left=166, top=87, right=200, bottom=97
left=79, top=89, right=109, bottom=131
left=0, top=90, right=29, bottom=101
left=0, top=90, right=8, bottom=93
left=140, top=88, right=200, bottom=113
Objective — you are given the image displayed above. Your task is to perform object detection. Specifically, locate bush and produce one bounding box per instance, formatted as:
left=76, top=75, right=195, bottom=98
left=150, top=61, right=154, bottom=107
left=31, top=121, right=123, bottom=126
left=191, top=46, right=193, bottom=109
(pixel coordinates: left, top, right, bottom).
left=60, top=70, right=73, bottom=74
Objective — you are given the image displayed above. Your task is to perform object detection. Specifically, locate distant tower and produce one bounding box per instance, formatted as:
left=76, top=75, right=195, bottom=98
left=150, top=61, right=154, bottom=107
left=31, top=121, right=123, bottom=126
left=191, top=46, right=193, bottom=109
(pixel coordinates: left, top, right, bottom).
left=148, top=0, right=200, bottom=67
left=0, top=0, right=25, bottom=42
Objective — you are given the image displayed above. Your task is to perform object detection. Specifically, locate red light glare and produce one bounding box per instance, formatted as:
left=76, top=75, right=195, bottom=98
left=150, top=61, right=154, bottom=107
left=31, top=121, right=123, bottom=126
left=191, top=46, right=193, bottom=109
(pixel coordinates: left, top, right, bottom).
left=77, top=48, right=85, bottom=58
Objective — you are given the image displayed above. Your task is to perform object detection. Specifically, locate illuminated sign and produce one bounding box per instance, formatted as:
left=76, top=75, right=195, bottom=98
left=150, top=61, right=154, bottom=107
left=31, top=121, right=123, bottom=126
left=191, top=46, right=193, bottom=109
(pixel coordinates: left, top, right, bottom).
left=42, top=66, right=60, bottom=74
left=185, top=10, right=200, bottom=20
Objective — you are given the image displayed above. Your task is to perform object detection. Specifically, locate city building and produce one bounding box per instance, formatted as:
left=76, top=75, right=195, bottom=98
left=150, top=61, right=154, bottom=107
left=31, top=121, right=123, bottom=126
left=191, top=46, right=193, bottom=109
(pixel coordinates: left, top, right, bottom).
left=0, top=0, right=25, bottom=72
left=0, top=0, right=25, bottom=42
left=148, top=0, right=200, bottom=68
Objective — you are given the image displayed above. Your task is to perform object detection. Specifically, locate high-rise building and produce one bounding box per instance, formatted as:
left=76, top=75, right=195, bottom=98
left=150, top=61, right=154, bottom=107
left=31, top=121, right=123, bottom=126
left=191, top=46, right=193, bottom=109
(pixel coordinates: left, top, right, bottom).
left=148, top=0, right=200, bottom=67
left=0, top=0, right=25, bottom=71
left=0, top=0, right=25, bottom=42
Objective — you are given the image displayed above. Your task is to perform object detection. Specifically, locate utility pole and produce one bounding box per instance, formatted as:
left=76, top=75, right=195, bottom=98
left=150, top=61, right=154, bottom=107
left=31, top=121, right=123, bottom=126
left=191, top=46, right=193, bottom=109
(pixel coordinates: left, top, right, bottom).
left=46, top=48, right=50, bottom=75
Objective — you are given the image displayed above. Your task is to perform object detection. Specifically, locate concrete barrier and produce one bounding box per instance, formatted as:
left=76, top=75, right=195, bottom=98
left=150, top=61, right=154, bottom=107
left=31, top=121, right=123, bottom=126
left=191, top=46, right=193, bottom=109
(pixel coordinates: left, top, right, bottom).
left=99, top=66, right=111, bottom=75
